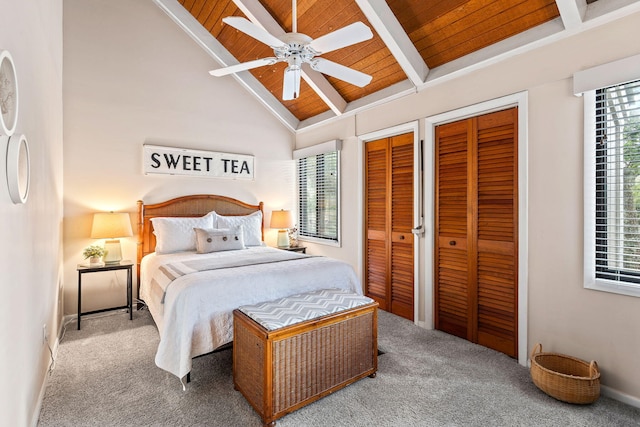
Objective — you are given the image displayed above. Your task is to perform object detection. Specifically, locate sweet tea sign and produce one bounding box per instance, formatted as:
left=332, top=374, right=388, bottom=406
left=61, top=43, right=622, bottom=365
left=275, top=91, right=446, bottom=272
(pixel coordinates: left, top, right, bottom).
left=143, top=144, right=254, bottom=180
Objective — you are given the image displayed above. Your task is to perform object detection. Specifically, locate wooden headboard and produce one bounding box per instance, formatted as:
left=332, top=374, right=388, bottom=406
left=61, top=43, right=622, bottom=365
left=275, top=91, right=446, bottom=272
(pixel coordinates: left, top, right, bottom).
left=136, top=194, right=264, bottom=292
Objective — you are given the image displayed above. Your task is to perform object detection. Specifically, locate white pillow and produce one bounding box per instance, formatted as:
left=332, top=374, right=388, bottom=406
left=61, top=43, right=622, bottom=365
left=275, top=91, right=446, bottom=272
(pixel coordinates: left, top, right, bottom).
left=151, top=212, right=216, bottom=254
left=194, top=226, right=245, bottom=253
left=216, top=210, right=263, bottom=246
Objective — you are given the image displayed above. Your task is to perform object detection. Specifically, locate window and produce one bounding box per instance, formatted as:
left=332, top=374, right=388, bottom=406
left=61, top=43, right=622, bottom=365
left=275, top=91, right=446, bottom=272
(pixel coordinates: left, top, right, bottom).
left=295, top=144, right=340, bottom=245
left=585, top=79, right=640, bottom=297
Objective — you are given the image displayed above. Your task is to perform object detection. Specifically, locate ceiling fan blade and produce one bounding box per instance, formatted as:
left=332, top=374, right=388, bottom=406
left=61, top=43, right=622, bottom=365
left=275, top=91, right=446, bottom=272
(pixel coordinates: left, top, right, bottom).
left=222, top=17, right=287, bottom=49
left=310, top=58, right=372, bottom=87
left=209, top=58, right=278, bottom=77
left=308, top=22, right=373, bottom=55
left=282, top=67, right=301, bottom=100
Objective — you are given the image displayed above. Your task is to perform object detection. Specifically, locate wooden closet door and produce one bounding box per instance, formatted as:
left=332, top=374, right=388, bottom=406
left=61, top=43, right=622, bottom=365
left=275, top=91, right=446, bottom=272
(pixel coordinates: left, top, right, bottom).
left=365, top=139, right=389, bottom=308
left=390, top=134, right=414, bottom=319
left=365, top=133, right=414, bottom=320
left=435, top=108, right=518, bottom=358
left=435, top=120, right=471, bottom=339
left=476, top=109, right=518, bottom=357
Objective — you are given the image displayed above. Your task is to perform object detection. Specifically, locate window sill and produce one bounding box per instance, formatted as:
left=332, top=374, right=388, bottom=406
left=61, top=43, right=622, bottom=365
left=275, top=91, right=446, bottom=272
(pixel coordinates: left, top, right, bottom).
left=298, top=236, right=341, bottom=248
left=585, top=279, right=640, bottom=298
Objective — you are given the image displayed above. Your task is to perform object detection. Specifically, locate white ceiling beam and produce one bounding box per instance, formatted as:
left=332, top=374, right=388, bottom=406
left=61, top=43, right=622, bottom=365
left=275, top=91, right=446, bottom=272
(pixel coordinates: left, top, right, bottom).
left=298, top=79, right=416, bottom=130
left=301, top=66, right=348, bottom=115
left=345, top=79, right=416, bottom=114
left=232, top=0, right=287, bottom=36
left=301, top=64, right=347, bottom=114
left=555, top=0, right=588, bottom=30
left=585, top=0, right=640, bottom=21
left=355, top=0, right=429, bottom=86
left=233, top=0, right=348, bottom=115
left=153, top=0, right=299, bottom=131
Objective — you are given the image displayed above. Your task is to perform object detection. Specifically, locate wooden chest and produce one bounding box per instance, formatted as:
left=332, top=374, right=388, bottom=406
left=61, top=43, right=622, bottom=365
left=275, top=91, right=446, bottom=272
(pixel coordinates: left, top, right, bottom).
left=233, top=289, right=378, bottom=427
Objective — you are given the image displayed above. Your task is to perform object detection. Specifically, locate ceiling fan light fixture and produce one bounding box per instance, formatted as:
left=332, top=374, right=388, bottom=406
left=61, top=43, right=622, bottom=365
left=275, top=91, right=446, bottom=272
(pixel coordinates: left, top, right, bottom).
left=283, top=67, right=301, bottom=100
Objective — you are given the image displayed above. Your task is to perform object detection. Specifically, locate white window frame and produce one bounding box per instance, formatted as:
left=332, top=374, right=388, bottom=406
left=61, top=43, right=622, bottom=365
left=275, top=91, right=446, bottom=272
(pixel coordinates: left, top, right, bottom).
left=294, top=140, right=342, bottom=247
left=578, top=54, right=640, bottom=298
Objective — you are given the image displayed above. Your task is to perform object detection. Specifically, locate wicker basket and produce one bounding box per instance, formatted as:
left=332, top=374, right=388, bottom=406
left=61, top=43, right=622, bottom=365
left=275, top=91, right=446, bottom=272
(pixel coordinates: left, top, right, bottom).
left=530, top=343, right=600, bottom=404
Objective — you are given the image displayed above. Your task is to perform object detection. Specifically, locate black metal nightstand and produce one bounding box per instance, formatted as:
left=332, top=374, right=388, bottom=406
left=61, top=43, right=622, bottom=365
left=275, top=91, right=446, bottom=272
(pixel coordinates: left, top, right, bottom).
left=278, top=246, right=307, bottom=254
left=76, top=261, right=133, bottom=330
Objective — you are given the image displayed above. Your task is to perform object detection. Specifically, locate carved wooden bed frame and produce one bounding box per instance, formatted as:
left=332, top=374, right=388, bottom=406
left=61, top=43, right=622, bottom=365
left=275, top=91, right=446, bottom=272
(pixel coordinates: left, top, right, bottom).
left=136, top=194, right=264, bottom=298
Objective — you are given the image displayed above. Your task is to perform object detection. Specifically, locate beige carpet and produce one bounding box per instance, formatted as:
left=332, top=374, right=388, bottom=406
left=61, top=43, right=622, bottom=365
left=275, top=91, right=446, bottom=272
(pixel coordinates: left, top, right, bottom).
left=38, top=308, right=640, bottom=426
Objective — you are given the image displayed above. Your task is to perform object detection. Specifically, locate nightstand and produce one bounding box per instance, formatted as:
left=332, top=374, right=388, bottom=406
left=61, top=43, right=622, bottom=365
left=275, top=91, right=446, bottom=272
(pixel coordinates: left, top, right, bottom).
left=76, top=261, right=133, bottom=330
left=278, top=246, right=307, bottom=254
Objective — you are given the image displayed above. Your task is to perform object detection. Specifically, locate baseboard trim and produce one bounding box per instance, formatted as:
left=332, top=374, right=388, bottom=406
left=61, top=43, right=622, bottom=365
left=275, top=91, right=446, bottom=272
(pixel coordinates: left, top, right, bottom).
left=31, top=339, right=60, bottom=427
left=601, top=385, right=640, bottom=409
left=31, top=316, right=71, bottom=426
left=416, top=320, right=430, bottom=329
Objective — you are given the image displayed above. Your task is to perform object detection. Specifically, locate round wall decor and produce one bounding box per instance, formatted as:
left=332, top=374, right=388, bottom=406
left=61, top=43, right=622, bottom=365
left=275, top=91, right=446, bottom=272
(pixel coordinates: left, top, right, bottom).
left=0, top=50, right=19, bottom=136
left=5, top=134, right=30, bottom=204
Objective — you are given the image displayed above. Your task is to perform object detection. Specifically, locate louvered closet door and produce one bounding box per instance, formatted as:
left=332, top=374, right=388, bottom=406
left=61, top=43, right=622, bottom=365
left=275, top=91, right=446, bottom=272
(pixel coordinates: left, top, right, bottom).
left=365, top=139, right=389, bottom=308
left=435, top=108, right=518, bottom=358
left=435, top=120, right=470, bottom=338
left=476, top=109, right=518, bottom=357
left=365, top=133, right=414, bottom=320
left=390, top=134, right=414, bottom=319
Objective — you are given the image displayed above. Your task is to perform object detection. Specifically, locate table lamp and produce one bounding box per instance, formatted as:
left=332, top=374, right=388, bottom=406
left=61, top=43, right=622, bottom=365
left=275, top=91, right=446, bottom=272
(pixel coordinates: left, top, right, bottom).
left=270, top=209, right=294, bottom=248
left=91, top=212, right=133, bottom=264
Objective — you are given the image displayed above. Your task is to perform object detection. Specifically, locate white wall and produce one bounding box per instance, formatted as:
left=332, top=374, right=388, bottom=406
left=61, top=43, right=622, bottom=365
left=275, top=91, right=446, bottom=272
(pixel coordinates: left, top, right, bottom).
left=0, top=0, right=64, bottom=425
left=62, top=0, right=294, bottom=314
left=298, top=10, right=640, bottom=402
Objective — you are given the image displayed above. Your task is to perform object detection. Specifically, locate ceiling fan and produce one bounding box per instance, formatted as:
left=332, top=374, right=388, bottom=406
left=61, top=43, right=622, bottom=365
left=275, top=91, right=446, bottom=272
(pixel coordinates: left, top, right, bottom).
left=209, top=0, right=374, bottom=100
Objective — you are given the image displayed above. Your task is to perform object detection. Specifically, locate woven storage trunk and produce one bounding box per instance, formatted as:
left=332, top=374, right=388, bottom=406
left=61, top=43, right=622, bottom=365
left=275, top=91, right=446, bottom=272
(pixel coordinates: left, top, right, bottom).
left=233, top=290, right=378, bottom=427
left=530, top=343, right=600, bottom=404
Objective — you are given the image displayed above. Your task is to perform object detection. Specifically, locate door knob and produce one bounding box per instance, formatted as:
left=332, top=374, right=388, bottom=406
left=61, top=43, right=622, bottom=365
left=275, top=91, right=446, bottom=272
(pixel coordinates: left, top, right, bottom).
left=449, top=240, right=456, bottom=246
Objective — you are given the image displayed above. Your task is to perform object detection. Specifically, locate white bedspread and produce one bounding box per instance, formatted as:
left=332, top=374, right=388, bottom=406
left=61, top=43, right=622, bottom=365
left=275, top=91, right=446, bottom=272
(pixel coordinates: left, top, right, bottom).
left=140, top=246, right=362, bottom=380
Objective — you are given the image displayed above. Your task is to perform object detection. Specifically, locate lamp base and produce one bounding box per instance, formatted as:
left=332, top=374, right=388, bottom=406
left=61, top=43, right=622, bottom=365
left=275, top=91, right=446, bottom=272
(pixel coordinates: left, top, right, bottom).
left=103, top=239, right=123, bottom=264
left=276, top=230, right=290, bottom=248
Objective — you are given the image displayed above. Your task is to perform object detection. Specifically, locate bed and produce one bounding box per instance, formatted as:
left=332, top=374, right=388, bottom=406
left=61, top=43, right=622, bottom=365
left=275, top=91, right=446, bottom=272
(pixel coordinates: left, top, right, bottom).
left=136, top=194, right=362, bottom=382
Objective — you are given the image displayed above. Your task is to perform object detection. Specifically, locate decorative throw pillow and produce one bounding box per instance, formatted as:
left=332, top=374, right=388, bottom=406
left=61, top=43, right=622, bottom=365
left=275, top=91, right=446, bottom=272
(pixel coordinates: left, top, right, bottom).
left=151, top=211, right=217, bottom=254
left=194, top=226, right=245, bottom=253
left=216, top=210, right=263, bottom=246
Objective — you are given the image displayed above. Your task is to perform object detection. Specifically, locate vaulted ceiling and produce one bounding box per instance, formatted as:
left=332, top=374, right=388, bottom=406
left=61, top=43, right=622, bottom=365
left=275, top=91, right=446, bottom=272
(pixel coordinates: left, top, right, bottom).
left=153, top=0, right=635, bottom=131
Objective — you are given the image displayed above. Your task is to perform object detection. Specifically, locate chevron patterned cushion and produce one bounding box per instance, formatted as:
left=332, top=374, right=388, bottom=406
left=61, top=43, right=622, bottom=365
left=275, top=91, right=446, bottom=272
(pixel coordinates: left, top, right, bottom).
left=238, top=288, right=374, bottom=331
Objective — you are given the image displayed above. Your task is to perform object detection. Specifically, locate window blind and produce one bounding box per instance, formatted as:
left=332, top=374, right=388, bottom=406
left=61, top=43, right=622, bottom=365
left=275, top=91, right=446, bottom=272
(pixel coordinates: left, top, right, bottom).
left=594, top=79, right=640, bottom=285
left=297, top=151, right=339, bottom=242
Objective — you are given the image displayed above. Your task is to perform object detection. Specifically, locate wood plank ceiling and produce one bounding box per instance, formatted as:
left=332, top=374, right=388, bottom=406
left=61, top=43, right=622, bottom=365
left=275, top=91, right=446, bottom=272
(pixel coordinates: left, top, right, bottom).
left=156, top=0, right=610, bottom=130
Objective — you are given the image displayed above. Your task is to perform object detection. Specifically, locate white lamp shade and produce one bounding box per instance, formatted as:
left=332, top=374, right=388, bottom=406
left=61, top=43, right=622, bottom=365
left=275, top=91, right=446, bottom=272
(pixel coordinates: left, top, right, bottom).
left=90, top=212, right=133, bottom=264
left=91, top=212, right=133, bottom=239
left=270, top=210, right=294, bottom=229
left=271, top=210, right=294, bottom=248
